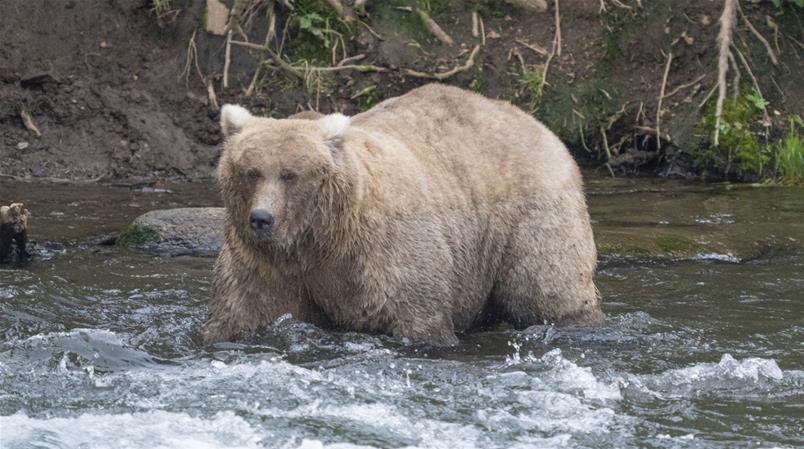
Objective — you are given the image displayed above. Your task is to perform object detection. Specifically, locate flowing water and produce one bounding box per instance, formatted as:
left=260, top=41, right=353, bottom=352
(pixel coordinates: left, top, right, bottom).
left=1, top=177, right=802, bottom=449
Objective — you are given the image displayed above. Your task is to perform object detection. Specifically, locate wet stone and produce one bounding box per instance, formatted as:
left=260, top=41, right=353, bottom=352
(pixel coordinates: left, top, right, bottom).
left=118, top=207, right=224, bottom=256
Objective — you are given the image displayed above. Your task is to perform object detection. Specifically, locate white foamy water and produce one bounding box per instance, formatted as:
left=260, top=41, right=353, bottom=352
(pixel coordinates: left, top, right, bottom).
left=0, top=410, right=262, bottom=449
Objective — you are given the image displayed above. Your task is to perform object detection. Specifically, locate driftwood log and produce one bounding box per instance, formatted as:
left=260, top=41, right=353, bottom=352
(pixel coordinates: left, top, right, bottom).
left=0, top=203, right=30, bottom=263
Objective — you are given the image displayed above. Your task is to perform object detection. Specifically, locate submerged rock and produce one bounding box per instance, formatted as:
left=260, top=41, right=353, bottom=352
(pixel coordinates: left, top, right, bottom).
left=119, top=208, right=224, bottom=256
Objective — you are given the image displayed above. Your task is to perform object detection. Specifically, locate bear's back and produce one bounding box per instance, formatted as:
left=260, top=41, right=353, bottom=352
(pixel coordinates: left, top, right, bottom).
left=350, top=84, right=581, bottom=204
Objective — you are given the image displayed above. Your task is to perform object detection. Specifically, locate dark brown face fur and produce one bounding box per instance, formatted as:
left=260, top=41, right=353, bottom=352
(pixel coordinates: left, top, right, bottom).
left=219, top=125, right=336, bottom=251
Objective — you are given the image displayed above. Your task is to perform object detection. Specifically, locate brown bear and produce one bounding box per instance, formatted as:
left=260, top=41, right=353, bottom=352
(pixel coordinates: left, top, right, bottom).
left=203, top=84, right=603, bottom=346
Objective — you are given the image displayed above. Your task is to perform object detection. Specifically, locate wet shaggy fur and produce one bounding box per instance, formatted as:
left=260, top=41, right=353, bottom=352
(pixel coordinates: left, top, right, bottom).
left=203, top=84, right=604, bottom=345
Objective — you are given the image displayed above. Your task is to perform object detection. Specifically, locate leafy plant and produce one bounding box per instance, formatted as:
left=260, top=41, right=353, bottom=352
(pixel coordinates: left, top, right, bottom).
left=775, top=115, right=804, bottom=183
left=697, top=87, right=769, bottom=179
left=299, top=12, right=333, bottom=47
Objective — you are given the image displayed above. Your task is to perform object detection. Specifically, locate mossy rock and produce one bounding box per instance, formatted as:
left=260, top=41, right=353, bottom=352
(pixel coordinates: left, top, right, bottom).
left=118, top=207, right=225, bottom=257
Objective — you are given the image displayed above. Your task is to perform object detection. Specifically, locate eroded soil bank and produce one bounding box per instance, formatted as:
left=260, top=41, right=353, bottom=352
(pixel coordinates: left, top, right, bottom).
left=1, top=0, right=802, bottom=182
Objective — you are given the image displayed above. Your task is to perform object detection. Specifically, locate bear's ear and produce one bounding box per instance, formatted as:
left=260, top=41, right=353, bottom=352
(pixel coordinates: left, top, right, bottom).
left=220, top=104, right=255, bottom=137
left=319, top=113, right=351, bottom=141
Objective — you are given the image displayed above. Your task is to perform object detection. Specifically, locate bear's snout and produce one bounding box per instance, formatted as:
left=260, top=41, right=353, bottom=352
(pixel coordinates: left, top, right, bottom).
left=249, top=209, right=275, bottom=232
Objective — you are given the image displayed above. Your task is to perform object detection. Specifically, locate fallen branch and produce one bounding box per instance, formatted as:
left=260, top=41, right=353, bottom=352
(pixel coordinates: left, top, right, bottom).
left=714, top=0, right=737, bottom=147
left=230, top=39, right=302, bottom=80
left=223, top=30, right=233, bottom=88
left=207, top=79, right=220, bottom=111
left=656, top=51, right=673, bottom=151
left=540, top=1, right=562, bottom=93
left=417, top=9, right=454, bottom=46
left=516, top=39, right=548, bottom=56
left=403, top=45, right=481, bottom=80
left=663, top=73, right=707, bottom=99
left=505, top=0, right=548, bottom=11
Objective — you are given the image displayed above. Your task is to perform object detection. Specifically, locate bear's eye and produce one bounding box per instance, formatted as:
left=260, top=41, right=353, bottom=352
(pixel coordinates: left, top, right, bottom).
left=279, top=169, right=298, bottom=183
left=245, top=169, right=261, bottom=181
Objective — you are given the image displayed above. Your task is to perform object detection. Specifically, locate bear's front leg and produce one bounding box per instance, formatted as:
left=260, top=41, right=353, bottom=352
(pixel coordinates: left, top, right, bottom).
left=203, top=242, right=316, bottom=344
left=391, top=313, right=460, bottom=347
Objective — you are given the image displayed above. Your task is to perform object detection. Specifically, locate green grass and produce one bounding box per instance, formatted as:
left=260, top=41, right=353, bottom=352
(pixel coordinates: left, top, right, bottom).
left=511, top=66, right=544, bottom=113
left=151, top=0, right=175, bottom=20
left=776, top=116, right=804, bottom=183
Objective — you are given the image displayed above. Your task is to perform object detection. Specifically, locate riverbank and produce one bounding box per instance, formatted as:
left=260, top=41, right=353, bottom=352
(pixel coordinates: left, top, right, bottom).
left=1, top=0, right=802, bottom=183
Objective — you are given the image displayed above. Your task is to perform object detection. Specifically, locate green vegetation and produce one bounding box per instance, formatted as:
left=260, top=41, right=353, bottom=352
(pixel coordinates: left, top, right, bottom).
left=290, top=0, right=353, bottom=65
left=771, top=0, right=804, bottom=7
left=511, top=66, right=544, bottom=113
left=150, top=0, right=176, bottom=22
left=696, top=87, right=768, bottom=179
left=775, top=115, right=804, bottom=184
left=350, top=82, right=381, bottom=111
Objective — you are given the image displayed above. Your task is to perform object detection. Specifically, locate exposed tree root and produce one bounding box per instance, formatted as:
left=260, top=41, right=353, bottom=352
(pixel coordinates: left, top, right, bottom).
left=403, top=45, right=481, bottom=80
left=737, top=3, right=778, bottom=66
left=714, top=0, right=737, bottom=147
left=656, top=51, right=673, bottom=151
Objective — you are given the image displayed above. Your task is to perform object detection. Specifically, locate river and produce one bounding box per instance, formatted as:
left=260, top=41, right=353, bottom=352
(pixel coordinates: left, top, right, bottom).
left=1, top=176, right=802, bottom=448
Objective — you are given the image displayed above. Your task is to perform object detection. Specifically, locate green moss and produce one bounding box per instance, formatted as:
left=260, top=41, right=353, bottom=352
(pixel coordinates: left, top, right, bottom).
left=597, top=243, right=651, bottom=257
left=696, top=87, right=768, bottom=178
left=656, top=234, right=703, bottom=254
left=117, top=224, right=159, bottom=247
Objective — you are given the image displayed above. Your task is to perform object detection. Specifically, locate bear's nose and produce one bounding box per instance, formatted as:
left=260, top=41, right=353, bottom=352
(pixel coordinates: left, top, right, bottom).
left=249, top=209, right=274, bottom=231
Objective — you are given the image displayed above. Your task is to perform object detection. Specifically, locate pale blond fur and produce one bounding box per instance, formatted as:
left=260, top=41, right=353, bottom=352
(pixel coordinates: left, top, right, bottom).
left=204, top=84, right=603, bottom=345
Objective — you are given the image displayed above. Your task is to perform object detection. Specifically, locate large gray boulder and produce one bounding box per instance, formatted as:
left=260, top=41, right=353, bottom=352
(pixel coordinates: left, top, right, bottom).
left=119, top=207, right=225, bottom=256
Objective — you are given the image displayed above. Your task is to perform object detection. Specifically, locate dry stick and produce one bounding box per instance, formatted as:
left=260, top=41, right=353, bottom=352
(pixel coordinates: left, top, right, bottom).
left=417, top=9, right=454, bottom=46
left=19, top=108, right=41, bottom=137
left=230, top=40, right=302, bottom=80
left=359, top=20, right=383, bottom=40
left=337, top=53, right=366, bottom=66
left=663, top=73, right=707, bottom=99
left=472, top=11, right=479, bottom=38
left=479, top=13, right=486, bottom=46
left=656, top=51, right=673, bottom=151
left=325, top=0, right=349, bottom=20
left=699, top=83, right=719, bottom=108
left=223, top=31, right=233, bottom=89
left=714, top=0, right=737, bottom=147
left=207, top=79, right=220, bottom=111
left=516, top=39, right=548, bottom=56
left=766, top=15, right=781, bottom=56
left=541, top=3, right=561, bottom=94
left=404, top=45, right=481, bottom=80
left=246, top=1, right=277, bottom=97
left=554, top=0, right=562, bottom=57
left=600, top=127, right=615, bottom=177
left=733, top=45, right=771, bottom=127
left=737, top=3, right=778, bottom=66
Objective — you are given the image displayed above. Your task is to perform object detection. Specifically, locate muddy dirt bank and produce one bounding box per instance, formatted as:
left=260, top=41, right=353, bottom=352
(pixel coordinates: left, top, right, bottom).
left=1, top=0, right=802, bottom=182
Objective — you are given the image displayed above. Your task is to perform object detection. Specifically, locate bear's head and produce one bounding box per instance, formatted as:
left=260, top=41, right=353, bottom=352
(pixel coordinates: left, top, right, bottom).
left=217, top=104, right=353, bottom=251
